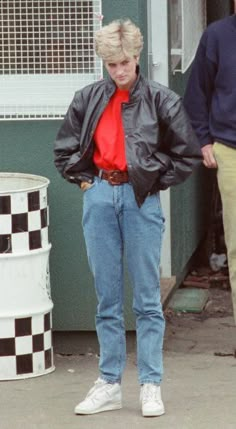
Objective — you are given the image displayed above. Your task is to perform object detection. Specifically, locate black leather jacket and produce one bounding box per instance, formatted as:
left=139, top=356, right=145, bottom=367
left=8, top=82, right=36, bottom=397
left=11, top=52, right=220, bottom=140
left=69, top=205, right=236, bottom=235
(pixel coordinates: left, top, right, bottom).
left=54, top=70, right=202, bottom=206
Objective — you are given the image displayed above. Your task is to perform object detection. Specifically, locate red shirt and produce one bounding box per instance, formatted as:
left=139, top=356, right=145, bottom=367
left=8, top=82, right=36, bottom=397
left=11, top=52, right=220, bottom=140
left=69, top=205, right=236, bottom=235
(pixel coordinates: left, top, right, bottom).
left=93, top=88, right=129, bottom=171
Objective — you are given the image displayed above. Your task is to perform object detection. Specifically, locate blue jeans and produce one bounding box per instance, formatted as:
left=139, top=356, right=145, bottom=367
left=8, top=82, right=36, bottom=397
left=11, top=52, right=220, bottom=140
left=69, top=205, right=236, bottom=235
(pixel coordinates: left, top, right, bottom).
left=82, top=177, right=165, bottom=385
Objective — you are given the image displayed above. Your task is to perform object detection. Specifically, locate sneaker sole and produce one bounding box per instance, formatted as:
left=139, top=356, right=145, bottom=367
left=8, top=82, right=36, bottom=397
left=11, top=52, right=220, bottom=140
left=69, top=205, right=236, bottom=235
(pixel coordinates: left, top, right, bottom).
left=142, top=409, right=165, bottom=417
left=74, top=402, right=122, bottom=415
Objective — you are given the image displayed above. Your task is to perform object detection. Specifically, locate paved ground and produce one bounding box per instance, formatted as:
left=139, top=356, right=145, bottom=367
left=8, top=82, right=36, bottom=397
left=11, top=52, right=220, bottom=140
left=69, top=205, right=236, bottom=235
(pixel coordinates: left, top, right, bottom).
left=1, top=287, right=236, bottom=429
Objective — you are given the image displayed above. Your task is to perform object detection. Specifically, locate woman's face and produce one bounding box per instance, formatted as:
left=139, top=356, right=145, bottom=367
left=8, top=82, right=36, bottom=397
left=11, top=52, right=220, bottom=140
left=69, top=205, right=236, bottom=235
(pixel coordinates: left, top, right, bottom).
left=104, top=56, right=139, bottom=90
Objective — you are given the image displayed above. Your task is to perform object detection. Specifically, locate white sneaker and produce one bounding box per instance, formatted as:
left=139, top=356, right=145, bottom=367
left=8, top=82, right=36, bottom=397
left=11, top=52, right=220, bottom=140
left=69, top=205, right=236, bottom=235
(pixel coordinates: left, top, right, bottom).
left=74, top=378, right=122, bottom=415
left=140, top=384, right=165, bottom=417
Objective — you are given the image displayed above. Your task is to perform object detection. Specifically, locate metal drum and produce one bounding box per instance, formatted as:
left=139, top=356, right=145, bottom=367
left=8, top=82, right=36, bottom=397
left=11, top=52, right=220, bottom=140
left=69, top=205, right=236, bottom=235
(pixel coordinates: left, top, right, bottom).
left=0, top=173, right=54, bottom=379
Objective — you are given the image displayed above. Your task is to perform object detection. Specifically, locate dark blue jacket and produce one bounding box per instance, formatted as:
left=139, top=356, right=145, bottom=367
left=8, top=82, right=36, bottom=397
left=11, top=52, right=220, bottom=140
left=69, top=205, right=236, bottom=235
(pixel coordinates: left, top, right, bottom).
left=184, top=15, right=236, bottom=148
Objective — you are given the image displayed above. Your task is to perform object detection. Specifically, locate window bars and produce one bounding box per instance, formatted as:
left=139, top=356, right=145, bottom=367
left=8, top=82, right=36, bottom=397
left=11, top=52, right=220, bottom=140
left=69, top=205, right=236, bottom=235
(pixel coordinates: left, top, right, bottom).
left=0, top=0, right=102, bottom=120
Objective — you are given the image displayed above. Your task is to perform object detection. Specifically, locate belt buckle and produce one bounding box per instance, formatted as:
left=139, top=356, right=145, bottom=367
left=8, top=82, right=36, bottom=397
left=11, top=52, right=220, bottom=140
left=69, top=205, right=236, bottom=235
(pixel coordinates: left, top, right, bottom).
left=108, top=170, right=121, bottom=185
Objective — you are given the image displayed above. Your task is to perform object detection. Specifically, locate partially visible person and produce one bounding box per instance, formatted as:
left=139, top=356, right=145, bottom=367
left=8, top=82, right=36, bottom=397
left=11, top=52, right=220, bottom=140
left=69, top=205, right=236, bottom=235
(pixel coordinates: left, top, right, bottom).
left=184, top=5, right=236, bottom=328
left=54, top=19, right=202, bottom=417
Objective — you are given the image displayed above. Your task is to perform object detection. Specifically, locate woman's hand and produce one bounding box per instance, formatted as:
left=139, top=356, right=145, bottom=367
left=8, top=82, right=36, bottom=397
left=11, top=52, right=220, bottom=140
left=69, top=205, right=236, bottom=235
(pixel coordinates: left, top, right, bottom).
left=80, top=181, right=93, bottom=191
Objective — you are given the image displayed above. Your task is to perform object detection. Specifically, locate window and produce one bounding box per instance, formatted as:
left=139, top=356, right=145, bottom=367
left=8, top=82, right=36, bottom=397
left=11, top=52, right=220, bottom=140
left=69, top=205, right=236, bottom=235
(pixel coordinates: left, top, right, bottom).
left=0, top=0, right=102, bottom=120
left=170, top=0, right=206, bottom=73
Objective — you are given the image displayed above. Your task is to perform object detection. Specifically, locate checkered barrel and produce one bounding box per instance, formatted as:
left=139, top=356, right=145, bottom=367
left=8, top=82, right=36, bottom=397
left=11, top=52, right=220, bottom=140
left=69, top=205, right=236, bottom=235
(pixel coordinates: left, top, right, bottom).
left=0, top=173, right=55, bottom=380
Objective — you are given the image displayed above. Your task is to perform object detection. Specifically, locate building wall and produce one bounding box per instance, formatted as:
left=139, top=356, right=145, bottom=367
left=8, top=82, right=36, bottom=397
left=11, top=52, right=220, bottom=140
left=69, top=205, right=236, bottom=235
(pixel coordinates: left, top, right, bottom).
left=1, top=0, right=230, bottom=330
left=0, top=121, right=94, bottom=331
left=169, top=0, right=232, bottom=281
left=0, top=0, right=148, bottom=331
left=169, top=71, right=214, bottom=281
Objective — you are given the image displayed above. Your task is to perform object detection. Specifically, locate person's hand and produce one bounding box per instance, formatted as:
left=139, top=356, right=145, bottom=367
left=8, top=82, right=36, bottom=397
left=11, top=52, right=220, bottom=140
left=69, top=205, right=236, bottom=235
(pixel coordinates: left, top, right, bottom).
left=80, top=181, right=93, bottom=191
left=201, top=144, right=217, bottom=168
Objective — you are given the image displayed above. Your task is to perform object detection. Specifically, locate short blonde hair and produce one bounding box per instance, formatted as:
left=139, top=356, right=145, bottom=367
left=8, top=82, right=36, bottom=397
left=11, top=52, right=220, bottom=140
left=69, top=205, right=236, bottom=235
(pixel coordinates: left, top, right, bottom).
left=95, top=19, right=143, bottom=62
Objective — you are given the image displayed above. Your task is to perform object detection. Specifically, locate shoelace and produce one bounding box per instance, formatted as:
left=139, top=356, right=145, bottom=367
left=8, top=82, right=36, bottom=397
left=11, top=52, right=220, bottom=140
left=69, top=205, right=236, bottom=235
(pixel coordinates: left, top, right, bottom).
left=94, top=377, right=106, bottom=387
left=86, top=378, right=113, bottom=399
left=86, top=378, right=106, bottom=397
left=142, top=385, right=161, bottom=403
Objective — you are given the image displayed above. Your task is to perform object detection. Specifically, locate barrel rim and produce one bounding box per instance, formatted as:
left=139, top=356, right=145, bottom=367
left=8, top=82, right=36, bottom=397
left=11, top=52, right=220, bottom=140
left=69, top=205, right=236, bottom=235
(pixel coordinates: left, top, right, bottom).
left=0, top=172, right=50, bottom=194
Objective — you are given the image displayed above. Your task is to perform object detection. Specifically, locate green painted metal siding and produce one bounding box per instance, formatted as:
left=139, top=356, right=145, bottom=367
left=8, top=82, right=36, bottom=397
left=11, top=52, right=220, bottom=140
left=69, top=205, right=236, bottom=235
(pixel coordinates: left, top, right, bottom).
left=0, top=121, right=98, bottom=330
left=169, top=71, right=214, bottom=280
left=170, top=169, right=214, bottom=282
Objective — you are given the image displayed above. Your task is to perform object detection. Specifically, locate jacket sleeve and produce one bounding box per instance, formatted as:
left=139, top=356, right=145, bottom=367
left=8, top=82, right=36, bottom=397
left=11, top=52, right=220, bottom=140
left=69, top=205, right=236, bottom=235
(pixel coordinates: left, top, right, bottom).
left=54, top=91, right=86, bottom=184
left=183, top=30, right=217, bottom=147
left=157, top=94, right=203, bottom=190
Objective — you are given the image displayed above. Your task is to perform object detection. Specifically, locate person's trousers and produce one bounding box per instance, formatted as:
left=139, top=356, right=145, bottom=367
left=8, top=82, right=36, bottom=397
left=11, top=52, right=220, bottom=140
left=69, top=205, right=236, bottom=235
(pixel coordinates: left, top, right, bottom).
left=82, top=177, right=165, bottom=384
left=213, top=142, right=236, bottom=322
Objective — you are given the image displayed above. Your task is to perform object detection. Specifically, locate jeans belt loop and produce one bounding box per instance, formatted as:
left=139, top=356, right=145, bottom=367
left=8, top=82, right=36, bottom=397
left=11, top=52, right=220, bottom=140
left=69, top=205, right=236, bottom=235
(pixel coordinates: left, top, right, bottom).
left=98, top=169, right=103, bottom=179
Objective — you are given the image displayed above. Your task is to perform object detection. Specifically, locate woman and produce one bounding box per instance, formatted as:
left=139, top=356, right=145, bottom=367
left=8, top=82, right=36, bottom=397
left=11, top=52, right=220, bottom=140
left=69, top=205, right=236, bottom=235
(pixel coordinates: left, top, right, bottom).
left=54, top=18, right=202, bottom=417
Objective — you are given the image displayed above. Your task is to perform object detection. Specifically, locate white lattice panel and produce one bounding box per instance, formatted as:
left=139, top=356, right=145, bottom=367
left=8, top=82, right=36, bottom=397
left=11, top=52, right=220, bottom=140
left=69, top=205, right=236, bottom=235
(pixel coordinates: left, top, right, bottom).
left=0, top=0, right=102, bottom=119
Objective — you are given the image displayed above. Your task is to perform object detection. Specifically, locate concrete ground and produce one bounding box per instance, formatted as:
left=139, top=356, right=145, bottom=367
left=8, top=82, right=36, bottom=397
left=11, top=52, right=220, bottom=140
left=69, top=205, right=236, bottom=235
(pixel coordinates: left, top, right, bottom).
left=1, top=287, right=236, bottom=429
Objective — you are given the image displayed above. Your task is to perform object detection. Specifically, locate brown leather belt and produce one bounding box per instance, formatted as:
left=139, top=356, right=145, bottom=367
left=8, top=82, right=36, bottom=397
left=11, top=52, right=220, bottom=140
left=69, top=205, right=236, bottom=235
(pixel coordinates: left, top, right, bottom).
left=96, top=169, right=129, bottom=185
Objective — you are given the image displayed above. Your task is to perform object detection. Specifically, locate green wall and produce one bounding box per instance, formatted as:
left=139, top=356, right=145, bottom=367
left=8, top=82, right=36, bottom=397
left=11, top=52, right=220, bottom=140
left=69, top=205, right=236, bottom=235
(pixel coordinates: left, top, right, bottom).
left=169, top=70, right=214, bottom=279
left=170, top=169, right=214, bottom=282
left=0, top=121, right=98, bottom=330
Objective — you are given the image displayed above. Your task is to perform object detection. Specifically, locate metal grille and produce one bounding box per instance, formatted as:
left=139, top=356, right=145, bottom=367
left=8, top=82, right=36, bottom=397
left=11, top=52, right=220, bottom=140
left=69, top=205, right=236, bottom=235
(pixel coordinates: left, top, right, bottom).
left=170, top=0, right=206, bottom=73
left=0, top=0, right=102, bottom=120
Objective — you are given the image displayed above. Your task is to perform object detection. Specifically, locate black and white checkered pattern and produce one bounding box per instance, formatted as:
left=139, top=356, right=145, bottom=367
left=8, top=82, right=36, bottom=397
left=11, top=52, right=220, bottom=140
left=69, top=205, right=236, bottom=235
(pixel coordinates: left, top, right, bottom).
left=0, top=189, right=49, bottom=253
left=0, top=312, right=54, bottom=380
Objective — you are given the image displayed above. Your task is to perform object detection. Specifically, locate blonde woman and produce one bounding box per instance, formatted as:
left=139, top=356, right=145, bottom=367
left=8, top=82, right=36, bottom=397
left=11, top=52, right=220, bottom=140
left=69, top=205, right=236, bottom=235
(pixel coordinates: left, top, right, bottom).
left=54, top=19, right=201, bottom=417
